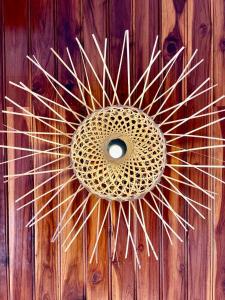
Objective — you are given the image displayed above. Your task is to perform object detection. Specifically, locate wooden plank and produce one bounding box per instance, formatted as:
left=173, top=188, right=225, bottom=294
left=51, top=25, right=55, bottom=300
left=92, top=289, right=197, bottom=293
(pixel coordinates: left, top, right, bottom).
left=0, top=0, right=9, bottom=299
left=30, top=1, right=59, bottom=299
left=4, top=1, right=34, bottom=299
left=6, top=110, right=34, bottom=300
left=212, top=1, right=225, bottom=299
left=109, top=2, right=136, bottom=300
left=187, top=1, right=213, bottom=299
left=56, top=1, right=86, bottom=299
left=82, top=1, right=110, bottom=299
left=134, top=1, right=161, bottom=299
left=160, top=1, right=187, bottom=299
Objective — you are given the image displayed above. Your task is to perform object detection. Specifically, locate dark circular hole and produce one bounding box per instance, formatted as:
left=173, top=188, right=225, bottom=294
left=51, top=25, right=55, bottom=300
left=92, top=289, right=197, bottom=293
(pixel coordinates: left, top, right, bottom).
left=167, top=42, right=177, bottom=55
left=107, top=138, right=127, bottom=159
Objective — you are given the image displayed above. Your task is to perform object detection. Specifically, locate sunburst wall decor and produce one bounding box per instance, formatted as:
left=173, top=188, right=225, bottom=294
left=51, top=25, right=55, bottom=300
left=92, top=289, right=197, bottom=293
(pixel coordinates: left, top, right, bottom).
left=1, top=30, right=225, bottom=267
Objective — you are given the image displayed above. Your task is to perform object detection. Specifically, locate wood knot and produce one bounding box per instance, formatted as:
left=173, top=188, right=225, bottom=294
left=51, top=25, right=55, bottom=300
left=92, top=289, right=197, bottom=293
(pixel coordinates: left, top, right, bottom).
left=32, top=80, right=44, bottom=94
left=167, top=41, right=178, bottom=55
left=91, top=271, right=102, bottom=285
left=163, top=34, right=183, bottom=60
left=112, top=257, right=119, bottom=266
left=179, top=263, right=185, bottom=274
left=173, top=0, right=186, bottom=14
left=0, top=254, right=8, bottom=267
left=199, top=23, right=209, bottom=37
left=137, top=243, right=144, bottom=252
left=64, top=80, right=75, bottom=91
left=220, top=39, right=225, bottom=52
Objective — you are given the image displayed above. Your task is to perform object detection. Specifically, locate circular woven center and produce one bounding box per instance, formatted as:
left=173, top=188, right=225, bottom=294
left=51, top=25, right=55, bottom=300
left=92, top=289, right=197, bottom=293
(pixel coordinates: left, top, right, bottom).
left=71, top=106, right=166, bottom=201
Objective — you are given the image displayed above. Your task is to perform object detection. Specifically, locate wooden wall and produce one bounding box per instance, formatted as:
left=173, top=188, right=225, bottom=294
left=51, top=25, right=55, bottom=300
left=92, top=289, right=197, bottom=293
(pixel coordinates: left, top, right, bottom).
left=0, top=0, right=225, bottom=299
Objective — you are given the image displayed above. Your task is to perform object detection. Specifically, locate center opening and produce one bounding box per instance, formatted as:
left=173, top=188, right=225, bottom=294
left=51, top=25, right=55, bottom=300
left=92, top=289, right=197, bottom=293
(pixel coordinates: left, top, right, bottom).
left=107, top=138, right=127, bottom=159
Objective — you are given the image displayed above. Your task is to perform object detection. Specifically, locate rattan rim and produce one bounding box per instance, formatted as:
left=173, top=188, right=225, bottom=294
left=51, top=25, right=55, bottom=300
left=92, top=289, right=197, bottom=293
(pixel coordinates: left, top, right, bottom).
left=71, top=106, right=167, bottom=201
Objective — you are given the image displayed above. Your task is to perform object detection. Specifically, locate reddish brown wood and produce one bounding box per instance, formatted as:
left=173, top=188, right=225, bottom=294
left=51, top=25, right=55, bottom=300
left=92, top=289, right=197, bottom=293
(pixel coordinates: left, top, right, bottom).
left=109, top=2, right=136, bottom=300
left=0, top=0, right=9, bottom=298
left=187, top=1, right=213, bottom=299
left=4, top=1, right=34, bottom=299
left=57, top=1, right=86, bottom=299
left=30, top=1, right=59, bottom=299
left=212, top=1, right=225, bottom=299
left=82, top=1, right=110, bottom=299
left=134, top=1, right=161, bottom=299
left=160, top=1, right=187, bottom=299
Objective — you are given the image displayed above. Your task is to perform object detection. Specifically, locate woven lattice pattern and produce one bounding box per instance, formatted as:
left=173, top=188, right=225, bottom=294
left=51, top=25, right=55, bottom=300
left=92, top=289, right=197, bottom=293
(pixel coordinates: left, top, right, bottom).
left=71, top=106, right=166, bottom=201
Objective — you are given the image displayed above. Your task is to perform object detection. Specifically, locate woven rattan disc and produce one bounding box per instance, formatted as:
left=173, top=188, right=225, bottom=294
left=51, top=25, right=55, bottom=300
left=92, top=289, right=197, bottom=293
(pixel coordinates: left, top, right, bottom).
left=71, top=106, right=167, bottom=201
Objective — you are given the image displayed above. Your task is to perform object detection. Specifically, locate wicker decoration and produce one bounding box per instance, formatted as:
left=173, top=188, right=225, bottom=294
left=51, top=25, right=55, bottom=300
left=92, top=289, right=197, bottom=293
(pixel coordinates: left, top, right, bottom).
left=1, top=30, right=225, bottom=267
left=71, top=106, right=166, bottom=201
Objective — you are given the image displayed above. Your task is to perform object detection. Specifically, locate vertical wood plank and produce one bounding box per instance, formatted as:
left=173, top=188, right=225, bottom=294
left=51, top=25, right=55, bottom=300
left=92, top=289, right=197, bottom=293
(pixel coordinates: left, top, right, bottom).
left=213, top=1, right=225, bottom=299
left=0, top=0, right=9, bottom=299
left=4, top=1, right=34, bottom=299
left=109, top=1, right=136, bottom=299
left=82, top=1, right=109, bottom=299
left=30, top=1, right=59, bottom=299
left=161, top=1, right=187, bottom=299
left=57, top=1, right=86, bottom=299
left=134, top=1, right=161, bottom=299
left=187, top=1, right=212, bottom=299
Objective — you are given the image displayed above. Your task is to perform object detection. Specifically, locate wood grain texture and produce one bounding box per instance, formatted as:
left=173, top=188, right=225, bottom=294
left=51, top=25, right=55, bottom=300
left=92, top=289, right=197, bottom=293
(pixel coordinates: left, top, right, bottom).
left=82, top=1, right=110, bottom=299
left=4, top=1, right=34, bottom=299
left=0, top=1, right=225, bottom=299
left=57, top=1, right=85, bottom=300
left=109, top=1, right=136, bottom=300
left=134, top=1, right=161, bottom=299
left=187, top=1, right=213, bottom=300
left=161, top=1, right=186, bottom=299
left=31, top=1, right=59, bottom=299
left=213, top=1, right=225, bottom=299
left=0, top=0, right=9, bottom=299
